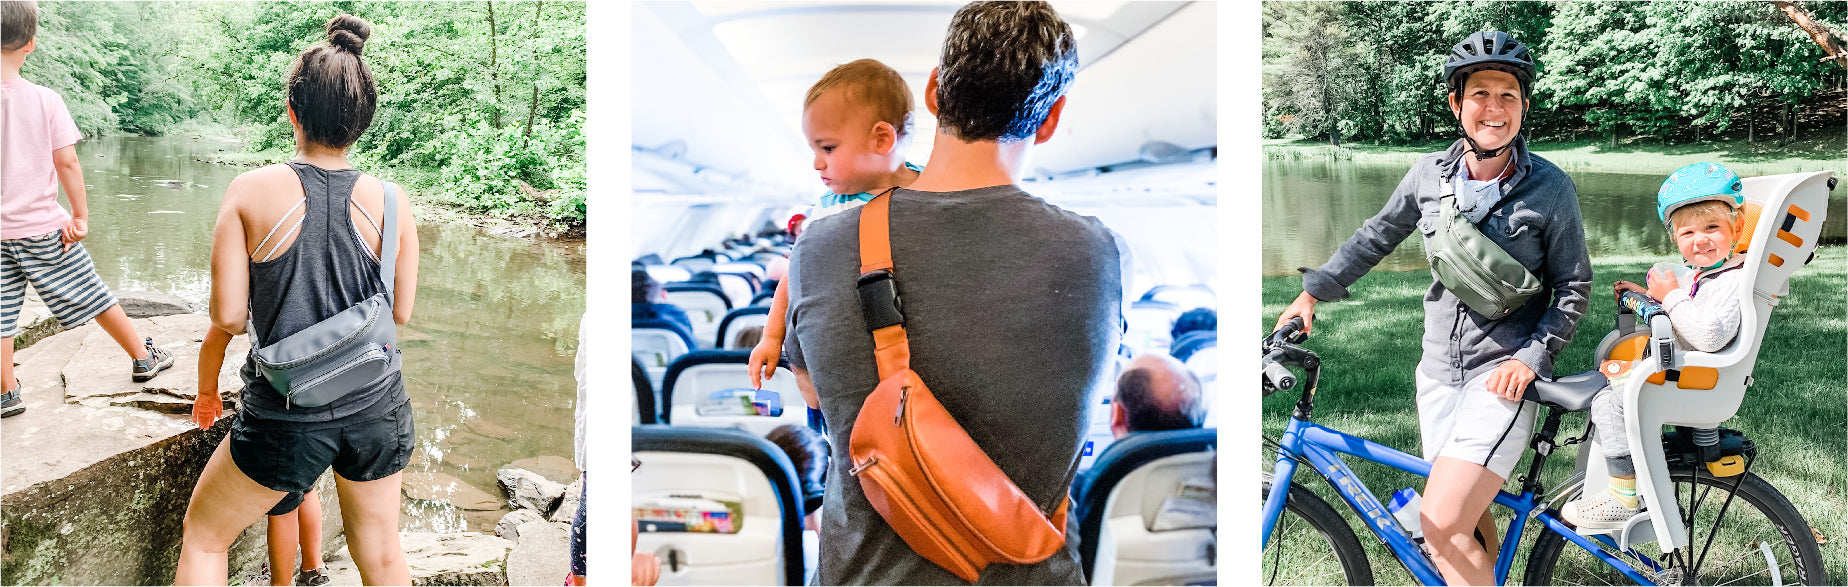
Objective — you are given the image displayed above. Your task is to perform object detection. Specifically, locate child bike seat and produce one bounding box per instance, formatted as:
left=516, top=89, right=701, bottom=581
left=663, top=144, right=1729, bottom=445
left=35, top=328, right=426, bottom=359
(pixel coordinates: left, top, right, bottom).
left=1523, top=371, right=1607, bottom=412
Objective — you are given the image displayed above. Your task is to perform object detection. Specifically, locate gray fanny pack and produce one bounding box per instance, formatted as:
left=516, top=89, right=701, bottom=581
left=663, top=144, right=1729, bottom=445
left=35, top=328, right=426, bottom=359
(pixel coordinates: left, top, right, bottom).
left=1426, top=178, right=1542, bottom=320
left=250, top=183, right=401, bottom=409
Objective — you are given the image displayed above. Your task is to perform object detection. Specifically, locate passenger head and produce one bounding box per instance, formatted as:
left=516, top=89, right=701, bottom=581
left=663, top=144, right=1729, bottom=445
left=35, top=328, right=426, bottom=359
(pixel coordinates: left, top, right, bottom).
left=802, top=59, right=914, bottom=196
left=633, top=269, right=664, bottom=304
left=1110, top=354, right=1204, bottom=438
left=766, top=424, right=829, bottom=528
left=930, top=1, right=1077, bottom=143
left=733, top=326, right=765, bottom=349
left=1, top=1, right=36, bottom=55
left=285, top=14, right=378, bottom=150
left=763, top=256, right=790, bottom=283
left=1171, top=307, right=1218, bottom=340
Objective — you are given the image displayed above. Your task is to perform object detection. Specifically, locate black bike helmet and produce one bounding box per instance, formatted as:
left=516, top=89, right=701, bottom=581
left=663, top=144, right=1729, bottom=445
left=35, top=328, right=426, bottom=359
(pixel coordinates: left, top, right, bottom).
left=1443, top=31, right=1536, bottom=160
left=1444, top=31, right=1535, bottom=95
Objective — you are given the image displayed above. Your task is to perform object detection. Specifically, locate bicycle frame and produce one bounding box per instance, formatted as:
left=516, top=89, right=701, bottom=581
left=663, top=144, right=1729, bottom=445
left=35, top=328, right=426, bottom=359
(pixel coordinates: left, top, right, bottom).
left=1262, top=415, right=1660, bottom=586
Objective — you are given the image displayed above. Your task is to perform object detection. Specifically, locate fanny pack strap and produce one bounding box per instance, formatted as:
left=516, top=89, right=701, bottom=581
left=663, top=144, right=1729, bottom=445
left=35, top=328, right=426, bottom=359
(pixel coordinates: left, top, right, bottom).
left=856, top=190, right=910, bottom=380
left=379, top=182, right=399, bottom=305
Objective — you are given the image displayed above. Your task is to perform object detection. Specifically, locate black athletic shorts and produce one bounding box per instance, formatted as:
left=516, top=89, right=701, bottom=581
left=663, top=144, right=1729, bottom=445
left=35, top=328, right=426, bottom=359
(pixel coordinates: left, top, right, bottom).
left=228, top=396, right=415, bottom=516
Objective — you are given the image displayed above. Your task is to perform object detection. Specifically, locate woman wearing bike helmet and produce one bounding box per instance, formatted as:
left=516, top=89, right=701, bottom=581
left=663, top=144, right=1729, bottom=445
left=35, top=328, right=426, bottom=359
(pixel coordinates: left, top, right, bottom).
left=1274, top=31, right=1591, bottom=585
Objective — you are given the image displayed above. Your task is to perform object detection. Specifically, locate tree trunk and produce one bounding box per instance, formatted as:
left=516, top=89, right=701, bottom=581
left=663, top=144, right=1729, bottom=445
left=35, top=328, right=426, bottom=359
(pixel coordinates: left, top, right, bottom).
left=1773, top=0, right=1848, bottom=70
left=487, top=1, right=503, bottom=129
left=523, top=1, right=545, bottom=147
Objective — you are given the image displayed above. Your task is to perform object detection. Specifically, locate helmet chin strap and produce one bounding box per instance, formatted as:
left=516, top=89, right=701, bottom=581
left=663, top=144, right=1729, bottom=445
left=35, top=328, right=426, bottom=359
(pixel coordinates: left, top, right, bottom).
left=1451, top=93, right=1528, bottom=161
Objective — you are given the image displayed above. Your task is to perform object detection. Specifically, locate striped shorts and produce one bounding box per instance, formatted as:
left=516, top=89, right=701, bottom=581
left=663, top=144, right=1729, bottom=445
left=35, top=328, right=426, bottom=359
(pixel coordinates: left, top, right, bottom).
left=1, top=230, right=118, bottom=339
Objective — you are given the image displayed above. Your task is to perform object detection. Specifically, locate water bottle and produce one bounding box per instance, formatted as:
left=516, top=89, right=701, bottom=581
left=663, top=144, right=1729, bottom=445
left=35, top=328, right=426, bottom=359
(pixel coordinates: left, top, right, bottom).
left=1388, top=487, right=1425, bottom=543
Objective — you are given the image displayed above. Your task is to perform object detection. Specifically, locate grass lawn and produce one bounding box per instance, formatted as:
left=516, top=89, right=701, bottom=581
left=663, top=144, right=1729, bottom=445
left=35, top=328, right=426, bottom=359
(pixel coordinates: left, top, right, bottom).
left=1260, top=246, right=1847, bottom=585
left=1263, top=136, right=1846, bottom=178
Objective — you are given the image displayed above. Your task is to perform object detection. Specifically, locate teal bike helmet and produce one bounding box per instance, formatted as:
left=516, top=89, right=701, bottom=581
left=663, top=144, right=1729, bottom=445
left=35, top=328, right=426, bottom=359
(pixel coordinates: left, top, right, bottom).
left=1656, top=162, right=1744, bottom=226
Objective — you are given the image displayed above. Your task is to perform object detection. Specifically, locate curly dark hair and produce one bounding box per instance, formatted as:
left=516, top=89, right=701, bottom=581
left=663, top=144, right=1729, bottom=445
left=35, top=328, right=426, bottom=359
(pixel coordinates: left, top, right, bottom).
left=934, top=1, right=1078, bottom=143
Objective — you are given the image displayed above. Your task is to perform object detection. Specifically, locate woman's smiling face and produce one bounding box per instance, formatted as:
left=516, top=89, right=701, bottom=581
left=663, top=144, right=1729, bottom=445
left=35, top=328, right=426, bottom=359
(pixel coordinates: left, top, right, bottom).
left=1450, top=69, right=1525, bottom=151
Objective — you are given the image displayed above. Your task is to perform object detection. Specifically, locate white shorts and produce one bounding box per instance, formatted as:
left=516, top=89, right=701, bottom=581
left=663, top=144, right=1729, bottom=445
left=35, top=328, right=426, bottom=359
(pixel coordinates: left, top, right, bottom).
left=1415, top=365, right=1538, bottom=480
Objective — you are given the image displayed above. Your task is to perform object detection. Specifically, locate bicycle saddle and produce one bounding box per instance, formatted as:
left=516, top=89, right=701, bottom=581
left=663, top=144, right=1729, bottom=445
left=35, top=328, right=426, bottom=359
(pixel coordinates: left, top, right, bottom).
left=1523, top=370, right=1607, bottom=412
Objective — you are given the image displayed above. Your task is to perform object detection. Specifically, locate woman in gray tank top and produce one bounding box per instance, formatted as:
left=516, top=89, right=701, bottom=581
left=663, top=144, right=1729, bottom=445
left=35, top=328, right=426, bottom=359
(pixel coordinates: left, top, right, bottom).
left=176, top=15, right=421, bottom=586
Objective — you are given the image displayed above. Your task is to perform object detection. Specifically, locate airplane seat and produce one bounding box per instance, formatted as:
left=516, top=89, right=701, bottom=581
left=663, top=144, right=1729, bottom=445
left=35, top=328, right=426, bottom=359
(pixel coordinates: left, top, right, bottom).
left=749, top=251, right=786, bottom=269
left=635, top=318, right=697, bottom=392
left=710, top=274, right=757, bottom=314
left=672, top=256, right=716, bottom=273
left=716, top=307, right=773, bottom=349
left=1182, top=342, right=1218, bottom=428
left=1139, top=284, right=1217, bottom=312
left=633, top=425, right=806, bottom=585
left=635, top=253, right=665, bottom=266
left=1076, top=428, right=1217, bottom=587
left=1169, top=331, right=1216, bottom=362
left=664, top=284, right=733, bottom=347
left=713, top=262, right=766, bottom=285
left=663, top=350, right=806, bottom=437
left=645, top=264, right=692, bottom=285
left=1125, top=300, right=1182, bottom=356
left=750, top=290, right=776, bottom=307
left=634, top=358, right=659, bottom=424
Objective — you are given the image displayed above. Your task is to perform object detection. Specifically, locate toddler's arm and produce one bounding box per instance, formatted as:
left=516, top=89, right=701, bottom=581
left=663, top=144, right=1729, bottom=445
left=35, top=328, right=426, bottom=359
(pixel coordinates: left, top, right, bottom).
left=747, top=278, right=792, bottom=390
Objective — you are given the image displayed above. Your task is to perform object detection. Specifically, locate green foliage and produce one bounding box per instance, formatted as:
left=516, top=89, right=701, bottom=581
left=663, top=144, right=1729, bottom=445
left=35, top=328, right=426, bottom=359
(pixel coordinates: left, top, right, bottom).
left=20, top=1, right=587, bottom=229
left=20, top=2, right=201, bottom=136
left=1264, top=1, right=1846, bottom=147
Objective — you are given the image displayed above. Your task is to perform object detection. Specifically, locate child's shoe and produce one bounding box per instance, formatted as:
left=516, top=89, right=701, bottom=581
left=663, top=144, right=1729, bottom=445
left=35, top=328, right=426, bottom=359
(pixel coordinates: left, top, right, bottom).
left=132, top=337, right=175, bottom=382
left=1564, top=493, right=1643, bottom=531
left=2, top=379, right=24, bottom=418
left=295, top=567, right=331, bottom=586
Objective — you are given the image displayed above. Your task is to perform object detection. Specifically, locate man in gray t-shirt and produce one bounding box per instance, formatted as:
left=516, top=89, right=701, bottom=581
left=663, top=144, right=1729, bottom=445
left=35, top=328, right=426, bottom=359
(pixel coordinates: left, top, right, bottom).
left=782, top=3, right=1120, bottom=584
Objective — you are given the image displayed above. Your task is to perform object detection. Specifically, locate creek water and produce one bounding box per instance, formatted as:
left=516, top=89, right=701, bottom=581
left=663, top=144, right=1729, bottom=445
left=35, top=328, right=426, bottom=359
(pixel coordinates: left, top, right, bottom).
left=1263, top=157, right=1845, bottom=276
left=72, top=134, right=586, bottom=532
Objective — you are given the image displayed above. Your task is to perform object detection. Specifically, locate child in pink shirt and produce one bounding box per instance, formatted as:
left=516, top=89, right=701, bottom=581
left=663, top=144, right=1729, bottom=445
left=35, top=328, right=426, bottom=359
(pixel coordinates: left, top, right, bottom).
left=1, top=0, right=173, bottom=418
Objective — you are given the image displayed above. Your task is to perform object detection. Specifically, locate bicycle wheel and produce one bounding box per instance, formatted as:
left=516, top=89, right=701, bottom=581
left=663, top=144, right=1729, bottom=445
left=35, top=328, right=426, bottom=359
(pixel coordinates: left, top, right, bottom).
left=1524, top=469, right=1824, bottom=585
left=1262, top=476, right=1375, bottom=585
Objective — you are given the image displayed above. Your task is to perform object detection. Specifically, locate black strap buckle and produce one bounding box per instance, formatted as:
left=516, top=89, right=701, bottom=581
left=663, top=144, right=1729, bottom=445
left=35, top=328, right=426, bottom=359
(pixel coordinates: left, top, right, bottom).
left=857, top=270, right=904, bottom=332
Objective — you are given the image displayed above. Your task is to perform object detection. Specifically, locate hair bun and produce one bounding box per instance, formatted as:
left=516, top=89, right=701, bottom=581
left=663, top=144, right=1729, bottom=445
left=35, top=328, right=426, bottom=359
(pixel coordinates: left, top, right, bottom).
left=326, top=14, right=371, bottom=55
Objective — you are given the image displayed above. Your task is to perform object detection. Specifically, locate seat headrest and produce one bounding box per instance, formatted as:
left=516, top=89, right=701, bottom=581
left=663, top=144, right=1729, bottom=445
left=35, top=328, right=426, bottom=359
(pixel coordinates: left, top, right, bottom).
left=1733, top=200, right=1763, bottom=256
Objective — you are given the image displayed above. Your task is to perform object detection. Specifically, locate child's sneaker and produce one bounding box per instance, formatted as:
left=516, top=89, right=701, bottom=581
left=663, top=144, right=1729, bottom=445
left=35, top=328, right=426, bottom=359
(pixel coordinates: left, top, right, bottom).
left=295, top=567, right=331, bottom=586
left=132, top=337, right=175, bottom=382
left=1564, top=493, right=1643, bottom=531
left=2, top=380, right=24, bottom=418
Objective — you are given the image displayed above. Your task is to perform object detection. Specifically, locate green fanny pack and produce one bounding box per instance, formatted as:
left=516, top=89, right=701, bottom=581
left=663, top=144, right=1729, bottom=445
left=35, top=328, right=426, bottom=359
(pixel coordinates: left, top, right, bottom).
left=1426, top=188, right=1542, bottom=319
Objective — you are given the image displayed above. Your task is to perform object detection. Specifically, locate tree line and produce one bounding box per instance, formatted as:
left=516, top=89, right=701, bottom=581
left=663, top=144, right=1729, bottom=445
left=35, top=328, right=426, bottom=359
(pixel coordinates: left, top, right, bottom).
left=22, top=1, right=586, bottom=228
left=1263, top=1, right=1846, bottom=149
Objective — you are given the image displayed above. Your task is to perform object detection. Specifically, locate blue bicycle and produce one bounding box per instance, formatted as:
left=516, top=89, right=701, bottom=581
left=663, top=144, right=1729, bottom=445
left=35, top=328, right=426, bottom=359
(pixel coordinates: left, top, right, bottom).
left=1259, top=317, right=1825, bottom=586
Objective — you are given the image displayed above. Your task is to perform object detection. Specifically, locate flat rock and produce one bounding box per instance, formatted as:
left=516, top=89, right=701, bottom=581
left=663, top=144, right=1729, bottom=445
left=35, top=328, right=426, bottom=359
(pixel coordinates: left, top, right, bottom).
left=324, top=532, right=512, bottom=586
left=550, top=478, right=582, bottom=523
left=505, top=521, right=570, bottom=587
left=404, top=471, right=503, bottom=511
left=509, top=455, right=580, bottom=485
left=60, top=315, right=245, bottom=407
left=116, top=290, right=195, bottom=318
left=14, top=296, right=59, bottom=349
left=496, top=508, right=546, bottom=540
left=496, top=467, right=565, bottom=515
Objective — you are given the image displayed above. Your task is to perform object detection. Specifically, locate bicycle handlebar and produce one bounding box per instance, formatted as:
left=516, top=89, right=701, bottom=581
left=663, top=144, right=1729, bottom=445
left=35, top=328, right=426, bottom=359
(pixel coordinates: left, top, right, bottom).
left=1262, top=361, right=1297, bottom=391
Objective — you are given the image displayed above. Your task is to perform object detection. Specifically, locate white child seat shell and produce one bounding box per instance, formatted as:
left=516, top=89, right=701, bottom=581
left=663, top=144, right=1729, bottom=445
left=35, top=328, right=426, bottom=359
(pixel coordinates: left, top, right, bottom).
left=1582, top=170, right=1831, bottom=554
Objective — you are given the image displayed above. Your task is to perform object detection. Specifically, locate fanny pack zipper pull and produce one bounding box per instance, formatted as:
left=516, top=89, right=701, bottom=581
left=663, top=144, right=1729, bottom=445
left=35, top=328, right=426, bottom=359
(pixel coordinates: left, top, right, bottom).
left=894, top=385, right=910, bottom=426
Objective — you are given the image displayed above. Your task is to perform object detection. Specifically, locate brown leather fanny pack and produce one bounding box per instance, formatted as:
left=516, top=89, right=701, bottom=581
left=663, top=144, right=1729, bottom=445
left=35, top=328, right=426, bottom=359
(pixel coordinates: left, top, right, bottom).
left=846, top=192, right=1071, bottom=582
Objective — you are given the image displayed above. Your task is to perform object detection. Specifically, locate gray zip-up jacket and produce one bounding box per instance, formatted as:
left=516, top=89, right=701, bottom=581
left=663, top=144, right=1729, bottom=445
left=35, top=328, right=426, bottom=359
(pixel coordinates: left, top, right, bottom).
left=1302, top=137, right=1592, bottom=384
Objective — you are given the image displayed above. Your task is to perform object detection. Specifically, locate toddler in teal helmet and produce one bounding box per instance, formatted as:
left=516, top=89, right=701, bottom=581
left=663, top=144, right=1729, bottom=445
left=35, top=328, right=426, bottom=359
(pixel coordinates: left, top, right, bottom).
left=1565, top=162, right=1749, bottom=530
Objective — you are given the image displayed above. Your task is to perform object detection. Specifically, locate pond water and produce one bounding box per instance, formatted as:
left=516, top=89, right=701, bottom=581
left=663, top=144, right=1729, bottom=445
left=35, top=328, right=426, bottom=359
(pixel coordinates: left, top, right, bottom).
left=1263, top=157, right=1846, bottom=276
left=74, top=135, right=586, bottom=532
